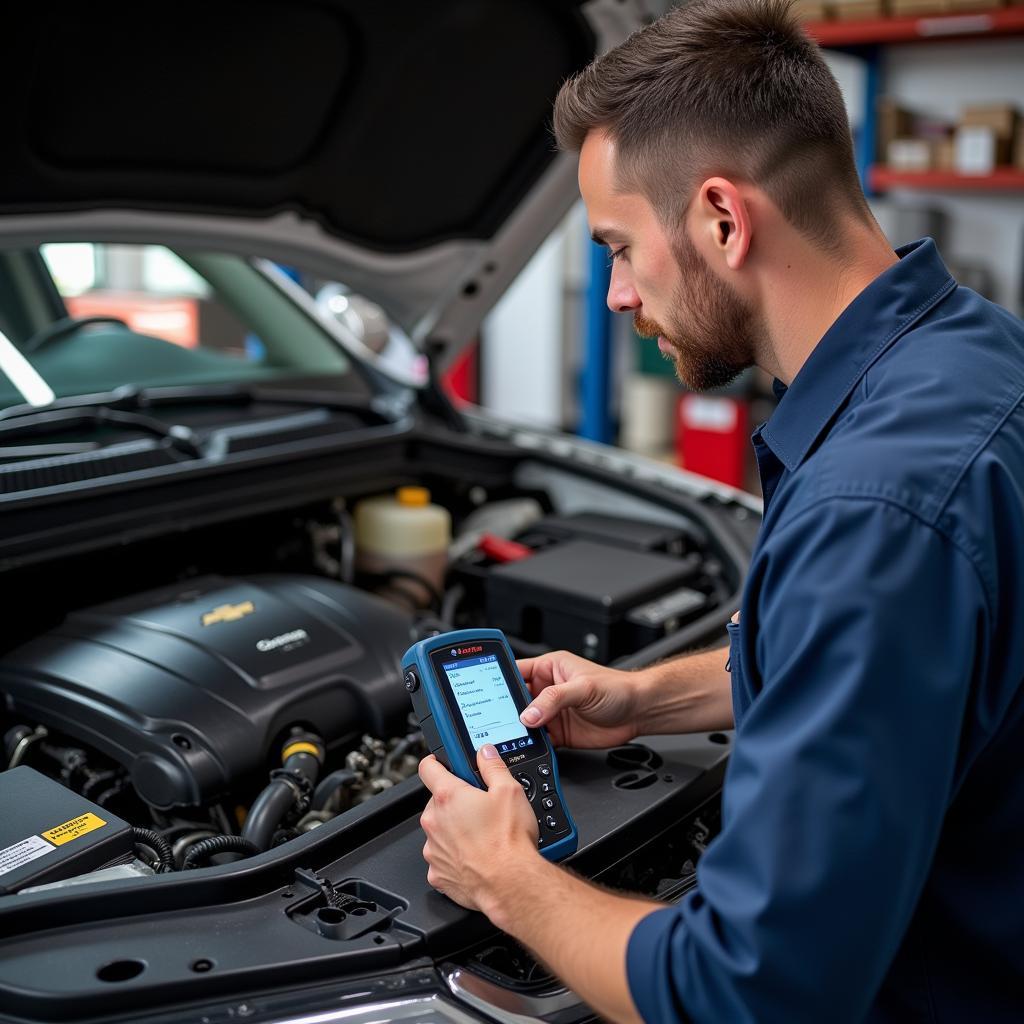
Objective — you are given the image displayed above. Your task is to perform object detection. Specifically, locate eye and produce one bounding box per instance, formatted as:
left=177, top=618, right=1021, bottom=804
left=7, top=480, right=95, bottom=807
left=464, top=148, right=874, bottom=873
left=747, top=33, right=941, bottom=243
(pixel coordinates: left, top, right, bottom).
left=607, top=246, right=627, bottom=266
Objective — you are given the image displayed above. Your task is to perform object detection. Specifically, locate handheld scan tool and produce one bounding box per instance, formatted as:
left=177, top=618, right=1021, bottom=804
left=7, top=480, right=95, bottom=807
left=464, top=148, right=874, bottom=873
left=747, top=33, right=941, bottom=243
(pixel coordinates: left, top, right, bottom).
left=403, top=628, right=578, bottom=861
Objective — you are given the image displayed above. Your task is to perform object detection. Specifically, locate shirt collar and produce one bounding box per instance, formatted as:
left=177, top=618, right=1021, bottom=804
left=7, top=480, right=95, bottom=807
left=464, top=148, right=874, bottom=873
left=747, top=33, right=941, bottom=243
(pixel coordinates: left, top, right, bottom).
left=759, top=238, right=956, bottom=472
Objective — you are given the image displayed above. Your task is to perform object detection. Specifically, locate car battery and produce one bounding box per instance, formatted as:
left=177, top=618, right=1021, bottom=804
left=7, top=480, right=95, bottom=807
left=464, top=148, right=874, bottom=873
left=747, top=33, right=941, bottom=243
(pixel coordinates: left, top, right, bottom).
left=519, top=511, right=702, bottom=556
left=0, top=766, right=133, bottom=894
left=484, top=538, right=709, bottom=662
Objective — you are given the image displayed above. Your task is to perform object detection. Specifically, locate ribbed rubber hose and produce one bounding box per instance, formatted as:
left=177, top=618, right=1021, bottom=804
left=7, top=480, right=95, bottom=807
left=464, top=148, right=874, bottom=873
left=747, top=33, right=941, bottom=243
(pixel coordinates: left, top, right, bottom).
left=131, top=827, right=174, bottom=873
left=182, top=835, right=260, bottom=870
left=242, top=746, right=322, bottom=852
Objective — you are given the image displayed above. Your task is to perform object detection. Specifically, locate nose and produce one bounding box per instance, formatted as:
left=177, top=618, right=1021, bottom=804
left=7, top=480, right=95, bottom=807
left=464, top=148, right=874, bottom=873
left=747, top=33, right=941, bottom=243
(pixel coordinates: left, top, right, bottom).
left=606, top=264, right=640, bottom=314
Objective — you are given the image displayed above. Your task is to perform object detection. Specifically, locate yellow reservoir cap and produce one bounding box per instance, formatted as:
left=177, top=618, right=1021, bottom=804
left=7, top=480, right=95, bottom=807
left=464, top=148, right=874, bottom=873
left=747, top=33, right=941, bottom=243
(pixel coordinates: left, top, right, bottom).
left=281, top=740, right=323, bottom=762
left=396, top=486, right=431, bottom=507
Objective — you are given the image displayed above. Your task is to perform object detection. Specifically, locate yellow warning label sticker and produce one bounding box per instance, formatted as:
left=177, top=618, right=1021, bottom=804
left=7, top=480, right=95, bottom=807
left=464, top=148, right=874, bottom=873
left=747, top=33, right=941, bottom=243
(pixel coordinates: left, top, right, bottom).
left=41, top=813, right=106, bottom=847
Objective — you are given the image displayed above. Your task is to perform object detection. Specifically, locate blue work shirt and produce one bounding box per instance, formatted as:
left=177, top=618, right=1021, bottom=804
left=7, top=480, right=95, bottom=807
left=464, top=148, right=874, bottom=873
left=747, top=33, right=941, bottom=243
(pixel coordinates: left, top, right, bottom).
left=627, top=239, right=1024, bottom=1023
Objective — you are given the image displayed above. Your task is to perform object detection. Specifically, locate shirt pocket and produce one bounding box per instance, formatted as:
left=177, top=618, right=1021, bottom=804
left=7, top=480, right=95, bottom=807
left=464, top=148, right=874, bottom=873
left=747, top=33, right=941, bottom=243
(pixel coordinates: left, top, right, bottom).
left=725, top=619, right=748, bottom=729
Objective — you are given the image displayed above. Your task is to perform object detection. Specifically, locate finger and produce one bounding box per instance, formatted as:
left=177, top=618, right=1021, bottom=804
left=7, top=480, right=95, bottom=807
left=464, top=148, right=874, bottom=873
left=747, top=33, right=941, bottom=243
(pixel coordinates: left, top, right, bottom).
left=476, top=743, right=516, bottom=790
left=420, top=797, right=435, bottom=832
left=418, top=753, right=454, bottom=796
left=520, top=678, right=591, bottom=727
left=517, top=653, right=570, bottom=695
left=516, top=656, right=544, bottom=680
left=516, top=656, right=553, bottom=696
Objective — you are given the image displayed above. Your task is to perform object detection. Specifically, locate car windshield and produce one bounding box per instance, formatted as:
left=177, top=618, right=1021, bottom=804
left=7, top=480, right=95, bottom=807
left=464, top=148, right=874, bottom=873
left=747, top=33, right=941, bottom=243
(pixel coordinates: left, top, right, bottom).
left=0, top=243, right=353, bottom=409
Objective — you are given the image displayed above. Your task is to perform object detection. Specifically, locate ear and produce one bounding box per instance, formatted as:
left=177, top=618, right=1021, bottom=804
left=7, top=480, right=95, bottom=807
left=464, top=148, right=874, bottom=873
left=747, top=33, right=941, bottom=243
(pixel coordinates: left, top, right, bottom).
left=694, top=177, right=752, bottom=271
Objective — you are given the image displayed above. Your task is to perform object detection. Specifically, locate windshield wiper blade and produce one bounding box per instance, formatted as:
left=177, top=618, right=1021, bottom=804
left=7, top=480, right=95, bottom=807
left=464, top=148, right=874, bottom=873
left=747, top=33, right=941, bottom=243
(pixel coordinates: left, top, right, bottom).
left=0, top=383, right=246, bottom=424
left=0, top=403, right=203, bottom=458
left=0, top=382, right=392, bottom=465
left=0, top=442, right=102, bottom=459
left=134, top=381, right=379, bottom=415
left=0, top=381, right=379, bottom=425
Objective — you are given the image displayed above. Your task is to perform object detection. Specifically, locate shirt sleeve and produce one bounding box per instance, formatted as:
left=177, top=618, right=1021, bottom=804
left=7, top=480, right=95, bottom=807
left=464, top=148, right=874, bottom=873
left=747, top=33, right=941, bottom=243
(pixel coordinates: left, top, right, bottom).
left=626, top=496, right=988, bottom=1024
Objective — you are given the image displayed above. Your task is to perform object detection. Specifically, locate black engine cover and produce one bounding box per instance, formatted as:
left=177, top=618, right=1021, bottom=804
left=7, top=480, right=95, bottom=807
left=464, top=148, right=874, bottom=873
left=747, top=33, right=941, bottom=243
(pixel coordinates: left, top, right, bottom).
left=0, top=575, right=413, bottom=809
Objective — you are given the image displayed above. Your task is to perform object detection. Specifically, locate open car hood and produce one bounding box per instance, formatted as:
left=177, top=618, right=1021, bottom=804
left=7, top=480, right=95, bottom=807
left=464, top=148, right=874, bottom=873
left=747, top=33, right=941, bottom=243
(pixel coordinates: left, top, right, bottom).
left=0, top=0, right=645, bottom=365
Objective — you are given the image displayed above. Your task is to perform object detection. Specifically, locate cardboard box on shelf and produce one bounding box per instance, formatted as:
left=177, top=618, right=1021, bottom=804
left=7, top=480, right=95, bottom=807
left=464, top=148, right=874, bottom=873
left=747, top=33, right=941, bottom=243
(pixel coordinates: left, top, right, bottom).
left=887, top=137, right=934, bottom=171
left=878, top=98, right=916, bottom=157
left=955, top=125, right=1011, bottom=174
left=934, top=136, right=956, bottom=171
left=792, top=0, right=829, bottom=19
left=830, top=0, right=885, bottom=18
left=962, top=103, right=1019, bottom=140
left=888, top=0, right=948, bottom=13
left=946, top=0, right=1005, bottom=9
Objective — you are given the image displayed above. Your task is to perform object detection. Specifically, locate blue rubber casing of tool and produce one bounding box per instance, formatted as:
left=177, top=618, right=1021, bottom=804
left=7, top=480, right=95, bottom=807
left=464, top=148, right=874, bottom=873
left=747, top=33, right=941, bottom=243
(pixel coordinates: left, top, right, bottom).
left=402, top=628, right=578, bottom=862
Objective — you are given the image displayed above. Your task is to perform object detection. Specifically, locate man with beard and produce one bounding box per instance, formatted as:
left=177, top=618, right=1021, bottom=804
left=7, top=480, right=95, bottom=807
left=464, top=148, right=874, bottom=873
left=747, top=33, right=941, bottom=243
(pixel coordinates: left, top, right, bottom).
left=417, top=1, right=1024, bottom=1021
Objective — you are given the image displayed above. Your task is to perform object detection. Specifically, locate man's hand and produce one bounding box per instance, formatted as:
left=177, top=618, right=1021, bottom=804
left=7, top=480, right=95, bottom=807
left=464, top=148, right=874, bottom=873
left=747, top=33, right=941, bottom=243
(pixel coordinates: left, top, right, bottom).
left=517, top=651, right=644, bottom=748
left=418, top=744, right=541, bottom=912
left=521, top=645, right=736, bottom=742
left=418, top=741, right=653, bottom=1024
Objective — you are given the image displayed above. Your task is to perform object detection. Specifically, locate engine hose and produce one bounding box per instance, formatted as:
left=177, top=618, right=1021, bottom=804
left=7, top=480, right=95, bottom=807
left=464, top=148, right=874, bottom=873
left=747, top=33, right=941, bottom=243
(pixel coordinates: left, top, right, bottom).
left=382, top=734, right=421, bottom=780
left=130, top=827, right=175, bottom=873
left=93, top=781, right=126, bottom=808
left=241, top=732, right=324, bottom=852
left=79, top=769, right=119, bottom=802
left=182, top=835, right=260, bottom=870
left=440, top=583, right=465, bottom=629
left=311, top=768, right=359, bottom=812
left=172, top=829, right=218, bottom=864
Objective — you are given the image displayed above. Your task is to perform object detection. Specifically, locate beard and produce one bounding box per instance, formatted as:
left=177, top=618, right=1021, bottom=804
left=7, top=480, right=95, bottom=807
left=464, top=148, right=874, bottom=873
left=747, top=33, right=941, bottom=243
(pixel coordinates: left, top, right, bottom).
left=633, top=232, right=762, bottom=392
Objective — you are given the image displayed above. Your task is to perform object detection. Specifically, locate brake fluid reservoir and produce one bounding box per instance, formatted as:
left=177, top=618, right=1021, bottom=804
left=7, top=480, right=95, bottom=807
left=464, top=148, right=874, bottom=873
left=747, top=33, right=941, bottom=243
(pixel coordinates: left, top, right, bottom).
left=354, top=487, right=451, bottom=607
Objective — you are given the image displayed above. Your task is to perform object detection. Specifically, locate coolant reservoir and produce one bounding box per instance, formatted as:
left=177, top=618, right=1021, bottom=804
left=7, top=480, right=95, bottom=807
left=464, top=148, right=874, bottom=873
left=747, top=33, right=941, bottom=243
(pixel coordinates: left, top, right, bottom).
left=354, top=487, right=451, bottom=607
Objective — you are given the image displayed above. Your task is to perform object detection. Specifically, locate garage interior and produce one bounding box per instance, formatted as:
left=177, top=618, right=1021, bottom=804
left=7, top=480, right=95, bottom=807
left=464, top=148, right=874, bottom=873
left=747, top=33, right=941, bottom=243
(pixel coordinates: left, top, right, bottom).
left=0, top=1, right=1021, bottom=1022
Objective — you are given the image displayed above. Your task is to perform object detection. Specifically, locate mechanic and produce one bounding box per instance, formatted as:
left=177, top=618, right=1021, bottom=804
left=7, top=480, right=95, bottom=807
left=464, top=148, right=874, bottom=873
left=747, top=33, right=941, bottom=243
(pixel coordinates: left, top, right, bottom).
left=417, top=0, right=1024, bottom=1020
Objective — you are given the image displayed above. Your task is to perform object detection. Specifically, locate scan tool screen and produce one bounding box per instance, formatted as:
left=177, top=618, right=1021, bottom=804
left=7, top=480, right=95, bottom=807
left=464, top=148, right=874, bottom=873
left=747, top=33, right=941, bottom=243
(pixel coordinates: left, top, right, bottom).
left=441, top=652, right=531, bottom=752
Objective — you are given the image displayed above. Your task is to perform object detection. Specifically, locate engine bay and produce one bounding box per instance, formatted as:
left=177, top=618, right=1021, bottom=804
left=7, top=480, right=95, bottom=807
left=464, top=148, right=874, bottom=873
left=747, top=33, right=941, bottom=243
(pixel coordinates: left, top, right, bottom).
left=0, top=423, right=749, bottom=1020
left=0, top=450, right=742, bottom=894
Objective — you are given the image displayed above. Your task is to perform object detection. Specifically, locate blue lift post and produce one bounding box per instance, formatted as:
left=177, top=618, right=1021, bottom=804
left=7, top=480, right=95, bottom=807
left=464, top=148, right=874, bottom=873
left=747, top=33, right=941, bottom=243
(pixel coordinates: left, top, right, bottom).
left=579, top=238, right=614, bottom=443
left=853, top=45, right=882, bottom=197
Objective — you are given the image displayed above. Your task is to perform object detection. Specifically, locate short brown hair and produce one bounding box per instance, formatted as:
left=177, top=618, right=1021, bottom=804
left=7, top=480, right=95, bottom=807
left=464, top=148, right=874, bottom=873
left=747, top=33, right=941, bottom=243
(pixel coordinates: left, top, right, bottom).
left=554, top=0, right=870, bottom=250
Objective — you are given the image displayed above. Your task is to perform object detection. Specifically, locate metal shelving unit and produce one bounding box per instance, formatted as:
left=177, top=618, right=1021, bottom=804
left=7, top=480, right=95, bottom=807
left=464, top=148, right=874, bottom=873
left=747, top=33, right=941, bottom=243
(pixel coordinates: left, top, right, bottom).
left=869, top=166, right=1024, bottom=191
left=803, top=7, right=1024, bottom=195
left=805, top=6, right=1024, bottom=46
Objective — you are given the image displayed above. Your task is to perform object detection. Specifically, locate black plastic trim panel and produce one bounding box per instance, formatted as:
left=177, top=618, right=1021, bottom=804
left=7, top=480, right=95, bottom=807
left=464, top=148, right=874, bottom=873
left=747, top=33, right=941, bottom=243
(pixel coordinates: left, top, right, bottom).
left=0, top=752, right=726, bottom=1021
